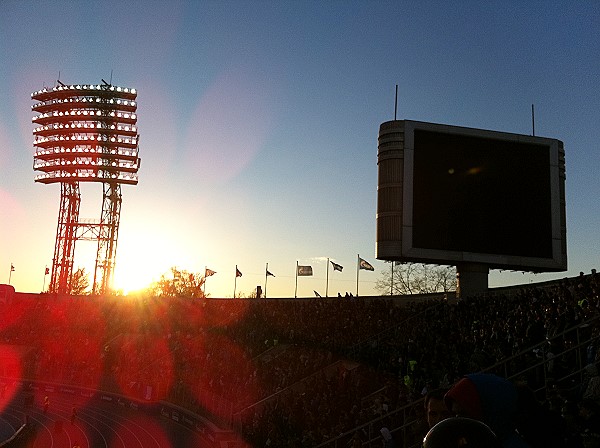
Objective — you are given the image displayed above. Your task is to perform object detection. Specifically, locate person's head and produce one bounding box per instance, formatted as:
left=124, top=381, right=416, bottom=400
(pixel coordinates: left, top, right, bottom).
left=579, top=398, right=600, bottom=419
left=584, top=363, right=598, bottom=377
left=444, top=374, right=519, bottom=442
left=380, top=427, right=392, bottom=441
left=425, top=388, right=452, bottom=428
left=423, top=417, right=501, bottom=448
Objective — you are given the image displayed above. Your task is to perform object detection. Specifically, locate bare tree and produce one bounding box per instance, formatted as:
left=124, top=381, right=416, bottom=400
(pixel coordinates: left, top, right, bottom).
left=147, top=267, right=206, bottom=298
left=375, top=262, right=456, bottom=296
left=70, top=267, right=90, bottom=295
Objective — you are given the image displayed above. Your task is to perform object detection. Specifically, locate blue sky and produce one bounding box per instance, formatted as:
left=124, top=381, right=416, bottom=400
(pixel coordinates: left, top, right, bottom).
left=1, top=1, right=599, bottom=297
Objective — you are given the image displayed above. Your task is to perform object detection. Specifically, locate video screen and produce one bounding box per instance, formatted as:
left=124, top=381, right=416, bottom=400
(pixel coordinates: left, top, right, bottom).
left=412, top=129, right=552, bottom=258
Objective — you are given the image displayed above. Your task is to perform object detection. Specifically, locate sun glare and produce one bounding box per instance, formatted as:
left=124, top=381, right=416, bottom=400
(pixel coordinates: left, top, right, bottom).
left=113, top=247, right=163, bottom=294
left=111, top=224, right=199, bottom=295
left=113, top=265, right=157, bottom=295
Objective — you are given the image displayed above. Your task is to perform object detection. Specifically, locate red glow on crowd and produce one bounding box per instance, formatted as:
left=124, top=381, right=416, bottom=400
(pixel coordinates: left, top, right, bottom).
left=0, top=297, right=33, bottom=332
left=0, top=345, right=21, bottom=412
left=112, top=333, right=174, bottom=402
left=35, top=299, right=105, bottom=398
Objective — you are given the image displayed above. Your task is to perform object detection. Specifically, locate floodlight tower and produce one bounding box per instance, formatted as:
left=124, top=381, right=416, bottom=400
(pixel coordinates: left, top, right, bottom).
left=32, top=80, right=140, bottom=295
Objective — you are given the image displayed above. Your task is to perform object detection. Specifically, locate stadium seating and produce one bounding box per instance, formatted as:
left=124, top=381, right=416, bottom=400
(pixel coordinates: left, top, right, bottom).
left=0, top=271, right=598, bottom=447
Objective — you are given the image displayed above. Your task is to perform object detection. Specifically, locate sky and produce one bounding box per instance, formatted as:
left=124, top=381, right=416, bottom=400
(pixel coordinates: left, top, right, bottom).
left=1, top=1, right=599, bottom=298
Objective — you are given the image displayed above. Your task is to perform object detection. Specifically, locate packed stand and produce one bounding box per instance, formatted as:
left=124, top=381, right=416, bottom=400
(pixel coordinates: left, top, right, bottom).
left=0, top=271, right=599, bottom=447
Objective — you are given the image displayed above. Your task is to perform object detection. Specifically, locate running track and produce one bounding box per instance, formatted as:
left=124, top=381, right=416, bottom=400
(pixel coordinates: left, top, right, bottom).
left=0, top=390, right=237, bottom=447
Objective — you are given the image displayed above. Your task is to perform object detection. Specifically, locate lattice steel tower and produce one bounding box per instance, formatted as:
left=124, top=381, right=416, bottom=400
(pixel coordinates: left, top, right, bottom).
left=32, top=81, right=140, bottom=295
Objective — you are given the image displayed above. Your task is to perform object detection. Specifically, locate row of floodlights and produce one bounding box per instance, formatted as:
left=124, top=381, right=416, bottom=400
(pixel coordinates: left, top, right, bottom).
left=35, top=147, right=137, bottom=157
left=32, top=85, right=136, bottom=96
left=35, top=135, right=137, bottom=145
left=35, top=159, right=139, bottom=169
left=34, top=123, right=136, bottom=133
left=32, top=97, right=136, bottom=109
left=33, top=110, right=137, bottom=121
left=35, top=171, right=138, bottom=181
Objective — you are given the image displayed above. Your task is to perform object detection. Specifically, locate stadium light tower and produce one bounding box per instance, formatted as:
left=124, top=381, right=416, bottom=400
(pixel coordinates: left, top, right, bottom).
left=32, top=80, right=141, bottom=295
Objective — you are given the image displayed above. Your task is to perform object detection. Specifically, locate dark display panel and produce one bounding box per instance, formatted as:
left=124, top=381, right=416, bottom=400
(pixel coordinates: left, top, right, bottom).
left=412, top=129, right=553, bottom=258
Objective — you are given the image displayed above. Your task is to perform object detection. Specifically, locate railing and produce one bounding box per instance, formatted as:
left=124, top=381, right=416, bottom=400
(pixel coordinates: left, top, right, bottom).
left=315, top=314, right=600, bottom=448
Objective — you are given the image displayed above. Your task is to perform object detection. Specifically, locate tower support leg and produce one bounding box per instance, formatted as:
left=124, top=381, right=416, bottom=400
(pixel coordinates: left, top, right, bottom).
left=50, top=182, right=80, bottom=294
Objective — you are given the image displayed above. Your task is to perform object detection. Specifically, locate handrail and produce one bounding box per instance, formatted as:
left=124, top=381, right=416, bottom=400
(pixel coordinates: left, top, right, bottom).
left=314, top=396, right=424, bottom=448
left=0, top=424, right=26, bottom=447
left=481, top=313, right=600, bottom=377
left=232, top=359, right=349, bottom=424
left=315, top=313, right=600, bottom=448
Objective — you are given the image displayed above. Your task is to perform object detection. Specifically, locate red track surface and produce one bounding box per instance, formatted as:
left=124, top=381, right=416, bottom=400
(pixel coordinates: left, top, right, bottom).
left=2, top=393, right=213, bottom=448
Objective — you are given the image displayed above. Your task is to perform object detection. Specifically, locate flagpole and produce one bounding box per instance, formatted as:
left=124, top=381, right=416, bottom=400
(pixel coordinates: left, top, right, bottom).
left=356, top=254, right=360, bottom=297
left=204, top=266, right=207, bottom=296
left=42, top=266, right=47, bottom=292
left=265, top=263, right=268, bottom=299
left=234, top=265, right=237, bottom=299
left=295, top=261, right=298, bottom=298
left=391, top=262, right=394, bottom=296
left=8, top=263, right=13, bottom=285
left=326, top=258, right=329, bottom=298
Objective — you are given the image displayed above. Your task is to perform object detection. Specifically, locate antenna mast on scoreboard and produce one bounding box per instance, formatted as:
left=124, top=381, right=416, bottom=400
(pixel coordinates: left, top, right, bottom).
left=394, top=85, right=398, bottom=120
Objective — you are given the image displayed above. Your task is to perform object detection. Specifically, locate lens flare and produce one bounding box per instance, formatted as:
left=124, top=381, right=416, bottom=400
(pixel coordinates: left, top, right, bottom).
left=0, top=295, right=33, bottom=331
left=34, top=299, right=105, bottom=400
left=112, top=333, right=174, bottom=403
left=0, top=345, right=21, bottom=412
left=183, top=64, right=277, bottom=186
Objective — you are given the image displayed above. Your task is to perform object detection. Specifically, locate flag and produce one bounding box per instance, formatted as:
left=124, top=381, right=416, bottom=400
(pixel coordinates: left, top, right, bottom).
left=266, top=270, right=275, bottom=277
left=10, top=264, right=15, bottom=272
left=45, top=267, right=50, bottom=275
left=314, top=290, right=322, bottom=298
left=297, top=265, right=313, bottom=276
left=205, top=268, right=216, bottom=277
left=331, top=261, right=343, bottom=272
left=359, top=258, right=374, bottom=271
left=236, top=268, right=242, bottom=277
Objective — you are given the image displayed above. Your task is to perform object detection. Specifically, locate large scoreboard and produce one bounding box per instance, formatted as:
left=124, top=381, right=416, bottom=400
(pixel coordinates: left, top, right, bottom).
left=376, top=120, right=567, bottom=274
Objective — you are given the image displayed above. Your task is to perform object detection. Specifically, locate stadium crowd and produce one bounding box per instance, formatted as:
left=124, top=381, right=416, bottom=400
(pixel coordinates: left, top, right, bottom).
left=0, top=270, right=599, bottom=447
